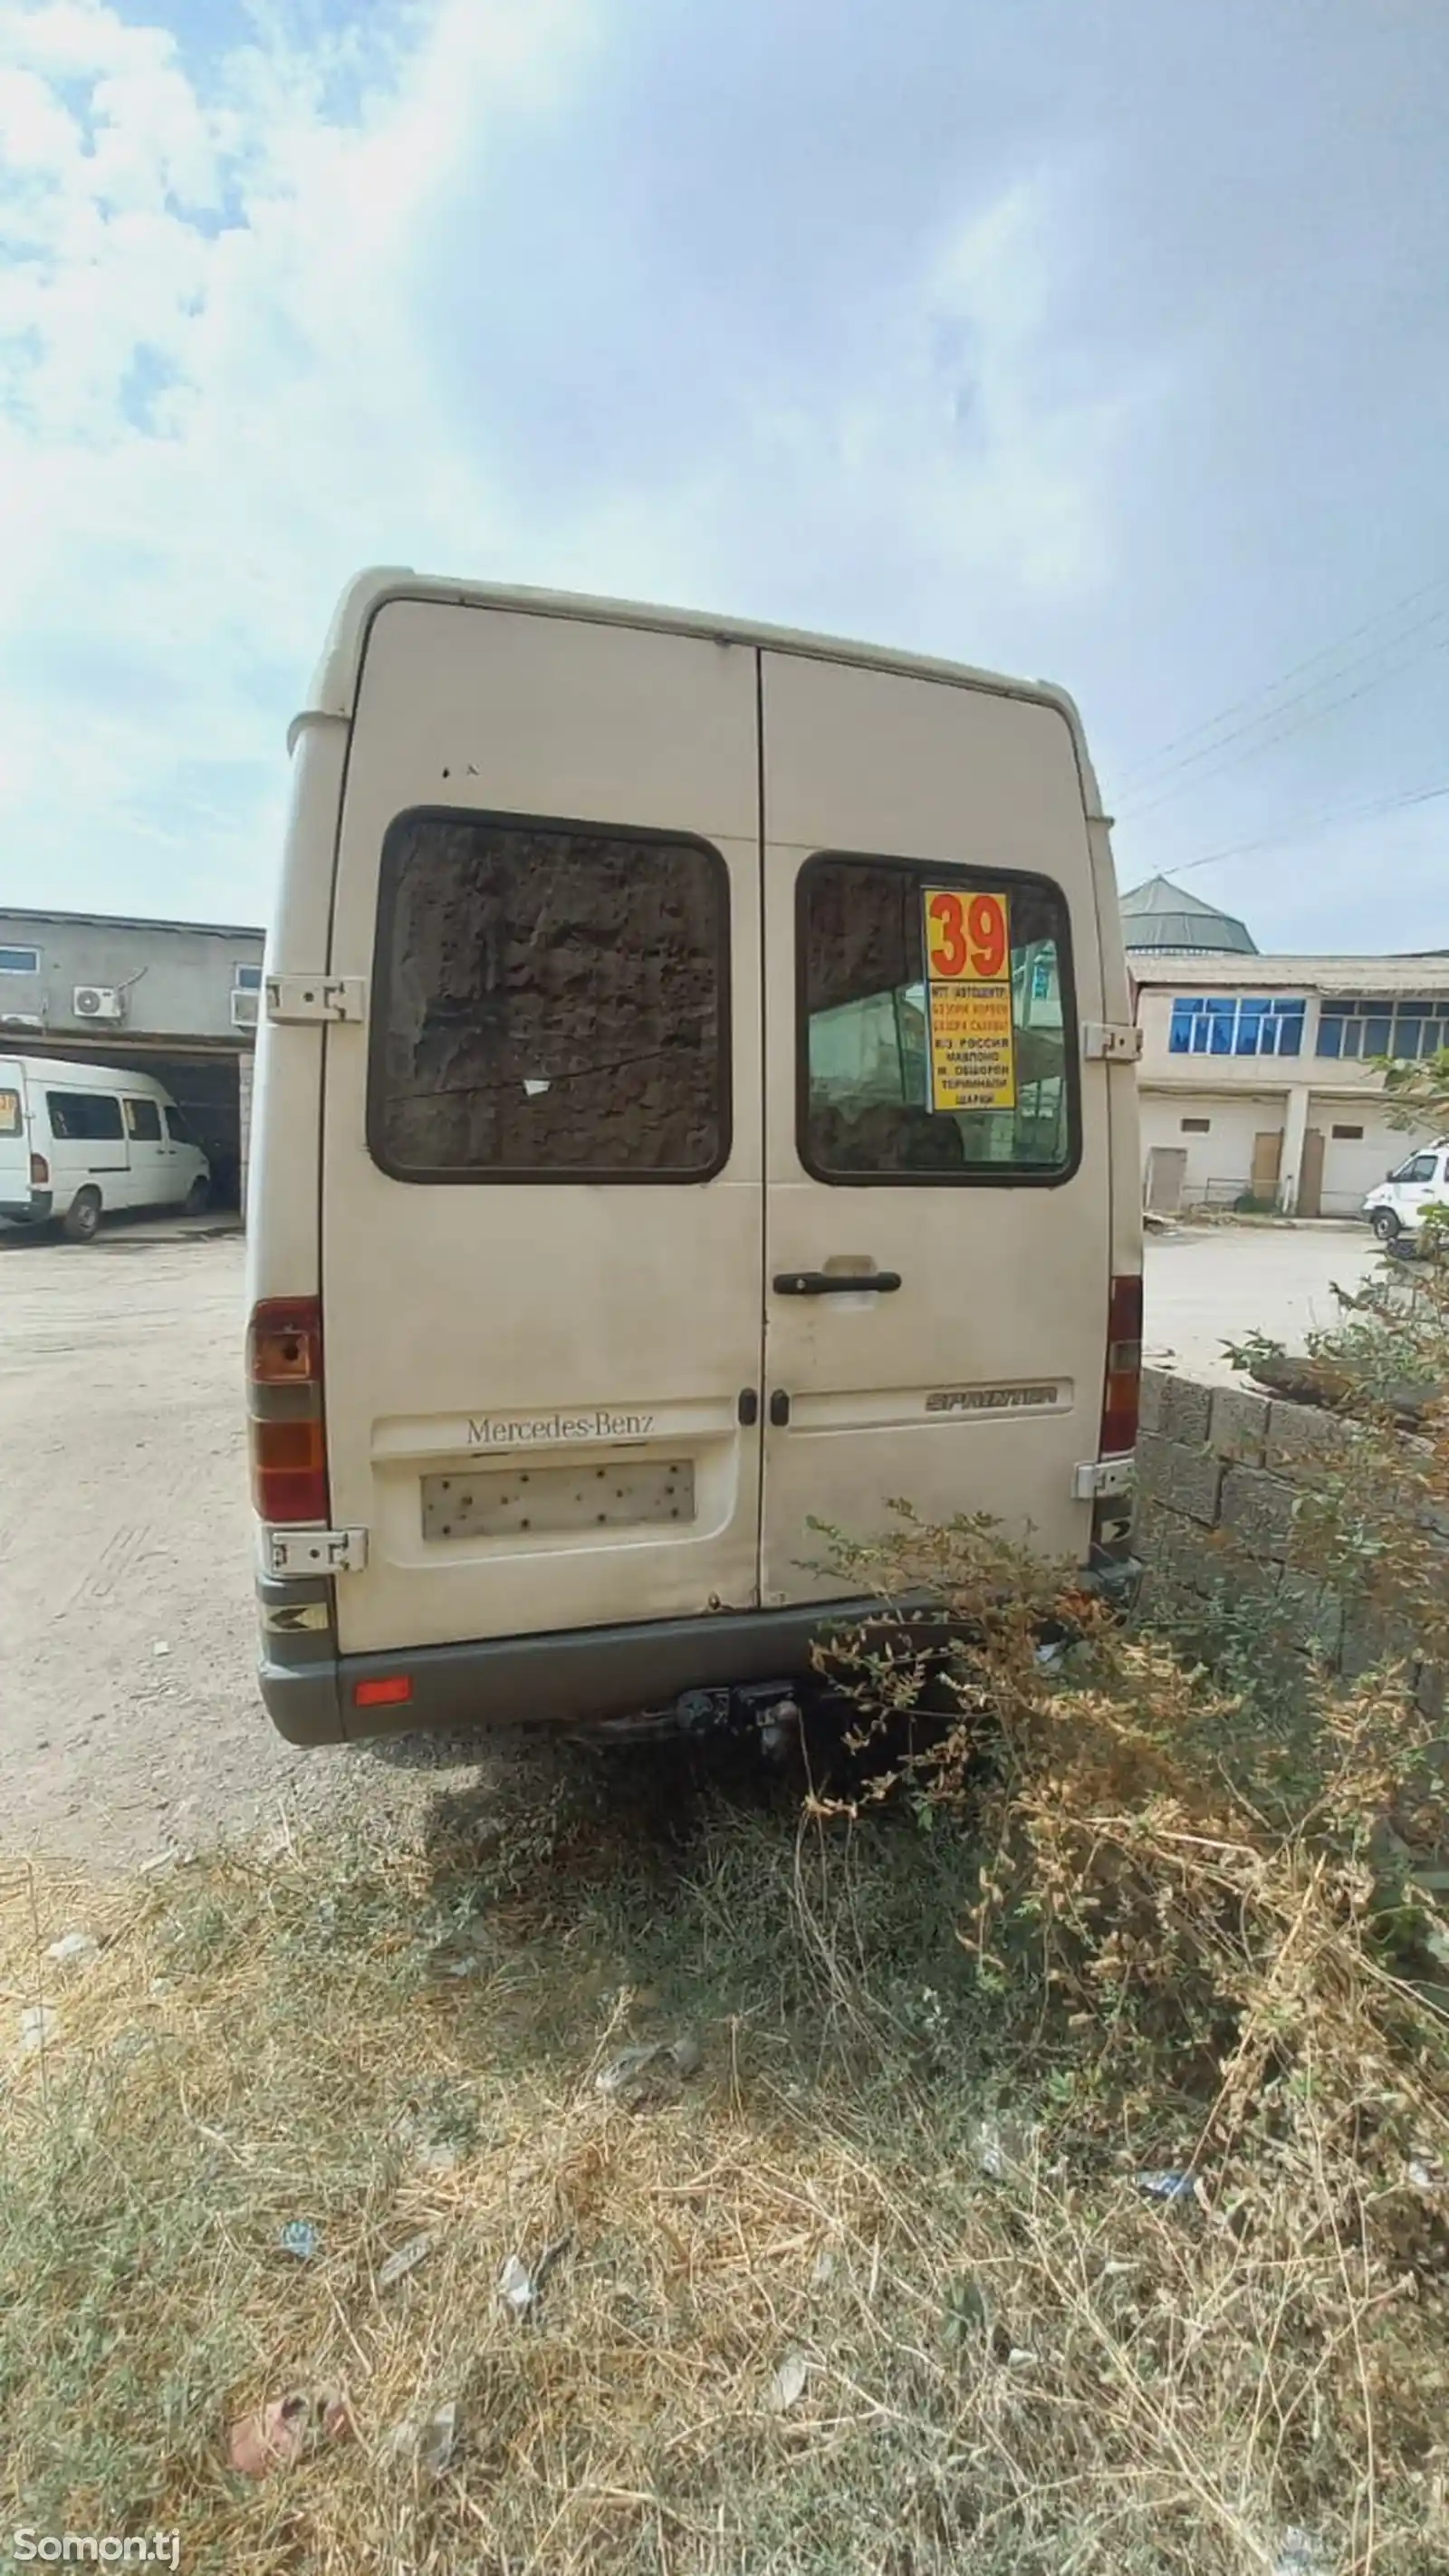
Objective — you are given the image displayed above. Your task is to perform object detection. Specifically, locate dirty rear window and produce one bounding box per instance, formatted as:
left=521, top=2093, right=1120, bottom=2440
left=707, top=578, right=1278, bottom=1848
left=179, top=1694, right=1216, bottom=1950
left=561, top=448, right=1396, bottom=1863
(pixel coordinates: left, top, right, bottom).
left=0, top=1089, right=19, bottom=1137
left=369, top=810, right=731, bottom=1182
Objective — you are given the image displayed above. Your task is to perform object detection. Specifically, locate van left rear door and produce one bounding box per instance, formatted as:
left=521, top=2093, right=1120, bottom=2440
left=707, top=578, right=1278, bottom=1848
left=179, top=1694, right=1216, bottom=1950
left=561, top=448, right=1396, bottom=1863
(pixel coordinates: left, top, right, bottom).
left=321, top=601, right=764, bottom=1660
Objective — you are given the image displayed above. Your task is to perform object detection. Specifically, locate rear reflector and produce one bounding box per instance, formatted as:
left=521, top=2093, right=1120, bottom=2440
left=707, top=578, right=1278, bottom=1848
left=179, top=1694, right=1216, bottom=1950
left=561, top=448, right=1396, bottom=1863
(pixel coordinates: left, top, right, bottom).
left=1100, top=1273, right=1143, bottom=1457
left=354, top=1675, right=412, bottom=1709
left=30, top=1154, right=48, bottom=1187
left=247, top=1295, right=329, bottom=1525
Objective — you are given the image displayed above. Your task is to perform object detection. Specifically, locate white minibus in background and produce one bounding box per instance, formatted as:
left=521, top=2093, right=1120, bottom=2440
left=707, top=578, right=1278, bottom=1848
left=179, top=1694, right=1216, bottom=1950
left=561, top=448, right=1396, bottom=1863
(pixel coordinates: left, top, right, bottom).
left=247, top=572, right=1141, bottom=1745
left=0, top=1057, right=211, bottom=1240
left=1362, top=1140, right=1449, bottom=1245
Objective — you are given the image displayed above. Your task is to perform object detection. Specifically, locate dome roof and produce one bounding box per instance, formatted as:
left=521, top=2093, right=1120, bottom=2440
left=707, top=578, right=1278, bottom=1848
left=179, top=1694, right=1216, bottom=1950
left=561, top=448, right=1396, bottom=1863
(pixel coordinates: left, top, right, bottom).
left=1119, top=874, right=1258, bottom=956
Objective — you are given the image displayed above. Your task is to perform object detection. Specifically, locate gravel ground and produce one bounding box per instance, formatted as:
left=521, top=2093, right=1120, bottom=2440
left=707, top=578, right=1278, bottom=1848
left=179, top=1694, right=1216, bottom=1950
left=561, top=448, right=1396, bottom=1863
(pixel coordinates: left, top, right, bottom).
left=0, top=1215, right=1383, bottom=1870
left=0, top=1225, right=495, bottom=1872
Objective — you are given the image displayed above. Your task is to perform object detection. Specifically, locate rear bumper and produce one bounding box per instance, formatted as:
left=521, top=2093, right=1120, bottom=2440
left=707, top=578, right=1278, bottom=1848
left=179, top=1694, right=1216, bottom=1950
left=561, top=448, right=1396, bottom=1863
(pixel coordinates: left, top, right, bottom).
left=260, top=1599, right=878, bottom=1746
left=257, top=1555, right=1142, bottom=1748
left=0, top=1190, right=51, bottom=1224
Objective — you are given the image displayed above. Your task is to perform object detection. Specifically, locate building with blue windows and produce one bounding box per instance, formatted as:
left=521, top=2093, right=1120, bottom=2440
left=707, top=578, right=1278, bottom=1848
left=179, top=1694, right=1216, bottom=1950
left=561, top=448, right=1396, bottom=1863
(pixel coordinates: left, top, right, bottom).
left=1121, top=877, right=1446, bottom=1216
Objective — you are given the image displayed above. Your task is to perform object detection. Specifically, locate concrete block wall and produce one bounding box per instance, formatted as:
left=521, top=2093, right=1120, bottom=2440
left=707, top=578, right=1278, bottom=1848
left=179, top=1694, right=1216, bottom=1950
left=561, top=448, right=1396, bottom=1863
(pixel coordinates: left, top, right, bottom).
left=1135, top=1367, right=1438, bottom=1700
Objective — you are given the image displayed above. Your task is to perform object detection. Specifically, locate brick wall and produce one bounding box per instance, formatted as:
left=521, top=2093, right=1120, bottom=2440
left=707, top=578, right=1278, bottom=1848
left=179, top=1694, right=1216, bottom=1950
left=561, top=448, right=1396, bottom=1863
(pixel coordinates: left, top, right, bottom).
left=1135, top=1367, right=1440, bottom=1711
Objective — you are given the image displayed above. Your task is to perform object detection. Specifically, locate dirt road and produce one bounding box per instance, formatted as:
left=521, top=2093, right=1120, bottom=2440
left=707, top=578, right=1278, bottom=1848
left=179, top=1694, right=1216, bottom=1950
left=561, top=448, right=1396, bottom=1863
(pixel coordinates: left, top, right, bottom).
left=0, top=1226, right=489, bottom=1870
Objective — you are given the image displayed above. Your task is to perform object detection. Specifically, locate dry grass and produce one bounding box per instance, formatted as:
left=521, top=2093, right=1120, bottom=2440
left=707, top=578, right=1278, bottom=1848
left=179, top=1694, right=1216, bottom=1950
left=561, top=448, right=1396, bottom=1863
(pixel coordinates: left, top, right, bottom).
left=3, top=1709, right=1449, bottom=2576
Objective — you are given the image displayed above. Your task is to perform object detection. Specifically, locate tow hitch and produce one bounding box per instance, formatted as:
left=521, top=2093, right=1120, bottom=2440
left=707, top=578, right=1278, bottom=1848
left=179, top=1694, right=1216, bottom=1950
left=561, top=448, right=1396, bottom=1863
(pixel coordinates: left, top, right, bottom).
left=581, top=1679, right=804, bottom=1755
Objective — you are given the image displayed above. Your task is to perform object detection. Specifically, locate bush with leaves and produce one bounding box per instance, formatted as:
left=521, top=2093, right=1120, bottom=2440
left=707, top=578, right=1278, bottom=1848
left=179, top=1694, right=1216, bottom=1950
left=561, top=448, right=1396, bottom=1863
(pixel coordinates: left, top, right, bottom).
left=806, top=1272, right=1449, bottom=2565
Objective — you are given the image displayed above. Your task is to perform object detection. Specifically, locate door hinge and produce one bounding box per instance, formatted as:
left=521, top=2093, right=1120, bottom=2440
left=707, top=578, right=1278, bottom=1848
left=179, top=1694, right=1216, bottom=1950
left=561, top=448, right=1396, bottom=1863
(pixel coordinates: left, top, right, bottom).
left=265, top=975, right=367, bottom=1025
left=1073, top=1456, right=1136, bottom=1503
left=1082, top=1022, right=1142, bottom=1062
left=265, top=1526, right=369, bottom=1577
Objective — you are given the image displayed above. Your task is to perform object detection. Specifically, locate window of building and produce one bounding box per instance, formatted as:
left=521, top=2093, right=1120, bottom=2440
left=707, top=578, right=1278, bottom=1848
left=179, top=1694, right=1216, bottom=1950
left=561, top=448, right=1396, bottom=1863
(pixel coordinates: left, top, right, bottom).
left=0, top=1088, right=20, bottom=1136
left=800, top=857, right=1077, bottom=1183
left=47, top=1091, right=123, bottom=1141
left=1180, top=1116, right=1211, bottom=1132
left=123, top=1097, right=162, bottom=1140
left=369, top=810, right=731, bottom=1181
left=0, top=945, right=39, bottom=975
left=1168, top=995, right=1306, bottom=1057
left=1330, top=1123, right=1365, bottom=1141
left=234, top=964, right=263, bottom=992
left=1317, top=999, right=1446, bottom=1060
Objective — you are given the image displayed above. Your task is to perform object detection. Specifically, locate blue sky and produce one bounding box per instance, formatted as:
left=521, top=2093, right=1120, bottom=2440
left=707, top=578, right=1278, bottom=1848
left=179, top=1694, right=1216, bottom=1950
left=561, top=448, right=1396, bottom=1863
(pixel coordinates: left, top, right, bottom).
left=1, top=0, right=1446, bottom=950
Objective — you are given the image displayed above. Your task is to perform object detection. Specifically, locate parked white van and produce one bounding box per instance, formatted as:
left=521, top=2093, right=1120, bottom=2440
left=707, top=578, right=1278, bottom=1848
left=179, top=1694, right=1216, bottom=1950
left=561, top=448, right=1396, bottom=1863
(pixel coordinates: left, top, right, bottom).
left=247, top=572, right=1142, bottom=1745
left=0, top=1057, right=211, bottom=1240
left=1362, top=1140, right=1449, bottom=1244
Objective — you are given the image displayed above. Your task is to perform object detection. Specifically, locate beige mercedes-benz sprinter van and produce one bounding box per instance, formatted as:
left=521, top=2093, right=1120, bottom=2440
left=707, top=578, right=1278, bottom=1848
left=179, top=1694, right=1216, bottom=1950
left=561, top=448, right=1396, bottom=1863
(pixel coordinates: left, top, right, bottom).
left=247, top=572, right=1141, bottom=1745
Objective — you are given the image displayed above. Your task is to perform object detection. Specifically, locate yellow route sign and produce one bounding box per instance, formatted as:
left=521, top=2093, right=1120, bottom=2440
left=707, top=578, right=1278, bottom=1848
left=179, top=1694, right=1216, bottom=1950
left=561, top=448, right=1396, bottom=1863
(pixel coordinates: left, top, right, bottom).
left=926, top=979, right=1017, bottom=1112
left=921, top=885, right=1017, bottom=1111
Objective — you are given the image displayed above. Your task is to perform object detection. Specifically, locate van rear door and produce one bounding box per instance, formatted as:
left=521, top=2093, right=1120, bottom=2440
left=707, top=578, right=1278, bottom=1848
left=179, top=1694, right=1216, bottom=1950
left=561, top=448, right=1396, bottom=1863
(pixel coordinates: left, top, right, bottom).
left=320, top=602, right=763, bottom=1658
left=757, top=651, right=1110, bottom=1604
left=0, top=1059, right=27, bottom=1211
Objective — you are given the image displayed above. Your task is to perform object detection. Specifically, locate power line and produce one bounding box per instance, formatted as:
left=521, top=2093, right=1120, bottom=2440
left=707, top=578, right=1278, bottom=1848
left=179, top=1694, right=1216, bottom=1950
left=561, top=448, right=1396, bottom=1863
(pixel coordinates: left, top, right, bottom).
left=1114, top=569, right=1449, bottom=797
left=1116, top=630, right=1449, bottom=822
left=1165, top=777, right=1449, bottom=878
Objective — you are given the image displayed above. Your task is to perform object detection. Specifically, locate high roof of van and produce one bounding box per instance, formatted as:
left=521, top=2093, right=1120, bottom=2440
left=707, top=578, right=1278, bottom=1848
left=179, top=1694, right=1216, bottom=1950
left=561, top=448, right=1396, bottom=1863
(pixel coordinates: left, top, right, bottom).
left=298, top=572, right=1101, bottom=806
left=1, top=1055, right=176, bottom=1093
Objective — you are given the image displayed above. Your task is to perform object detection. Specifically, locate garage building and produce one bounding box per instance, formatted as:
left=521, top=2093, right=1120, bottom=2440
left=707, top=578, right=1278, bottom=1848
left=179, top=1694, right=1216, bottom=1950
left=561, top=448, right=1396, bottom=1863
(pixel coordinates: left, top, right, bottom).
left=1123, top=877, right=1447, bottom=1216
left=0, top=907, right=264, bottom=1214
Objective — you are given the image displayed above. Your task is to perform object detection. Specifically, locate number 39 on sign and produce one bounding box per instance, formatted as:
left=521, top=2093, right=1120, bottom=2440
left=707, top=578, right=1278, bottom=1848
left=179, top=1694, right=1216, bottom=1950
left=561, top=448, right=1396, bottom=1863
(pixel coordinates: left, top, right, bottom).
left=923, top=887, right=1011, bottom=983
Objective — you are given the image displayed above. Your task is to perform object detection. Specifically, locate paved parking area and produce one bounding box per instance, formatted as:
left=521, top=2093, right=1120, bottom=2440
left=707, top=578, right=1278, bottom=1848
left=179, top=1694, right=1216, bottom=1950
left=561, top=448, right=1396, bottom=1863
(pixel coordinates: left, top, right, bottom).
left=1143, top=1219, right=1379, bottom=1383
left=0, top=1216, right=1380, bottom=1867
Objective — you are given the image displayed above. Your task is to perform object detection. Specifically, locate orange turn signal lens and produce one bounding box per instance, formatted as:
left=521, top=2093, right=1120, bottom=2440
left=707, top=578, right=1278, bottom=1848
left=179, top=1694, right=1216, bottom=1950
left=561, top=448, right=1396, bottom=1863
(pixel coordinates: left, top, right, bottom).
left=252, top=1418, right=328, bottom=1523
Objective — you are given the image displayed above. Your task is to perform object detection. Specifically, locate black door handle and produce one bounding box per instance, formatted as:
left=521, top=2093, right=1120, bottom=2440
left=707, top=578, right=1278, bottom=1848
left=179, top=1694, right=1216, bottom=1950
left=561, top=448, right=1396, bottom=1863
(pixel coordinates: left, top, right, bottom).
left=772, top=1270, right=902, bottom=1296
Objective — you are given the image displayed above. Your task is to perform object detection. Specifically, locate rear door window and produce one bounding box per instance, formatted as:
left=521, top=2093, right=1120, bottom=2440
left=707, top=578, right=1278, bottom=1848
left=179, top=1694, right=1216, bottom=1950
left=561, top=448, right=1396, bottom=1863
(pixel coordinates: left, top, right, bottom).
left=47, top=1091, right=124, bottom=1141
left=0, top=1088, right=20, bottom=1137
left=799, top=856, right=1078, bottom=1182
left=369, top=809, right=732, bottom=1182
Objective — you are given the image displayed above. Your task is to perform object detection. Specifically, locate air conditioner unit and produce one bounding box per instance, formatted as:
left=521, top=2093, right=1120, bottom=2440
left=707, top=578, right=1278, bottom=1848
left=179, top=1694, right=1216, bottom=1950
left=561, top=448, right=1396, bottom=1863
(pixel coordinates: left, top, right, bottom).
left=231, top=988, right=260, bottom=1031
left=73, top=985, right=124, bottom=1022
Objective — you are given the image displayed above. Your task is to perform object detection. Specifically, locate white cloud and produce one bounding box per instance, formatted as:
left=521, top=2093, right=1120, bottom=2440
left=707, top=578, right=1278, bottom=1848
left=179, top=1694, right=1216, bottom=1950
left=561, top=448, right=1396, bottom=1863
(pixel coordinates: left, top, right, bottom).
left=0, top=0, right=1137, bottom=926
left=0, top=0, right=593, bottom=918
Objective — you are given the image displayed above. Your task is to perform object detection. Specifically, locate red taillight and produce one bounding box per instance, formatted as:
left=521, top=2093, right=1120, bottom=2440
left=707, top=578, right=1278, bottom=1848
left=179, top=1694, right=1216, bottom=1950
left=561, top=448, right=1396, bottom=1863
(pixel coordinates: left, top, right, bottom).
left=31, top=1153, right=48, bottom=1186
left=354, top=1675, right=412, bottom=1710
left=1100, top=1273, right=1143, bottom=1457
left=247, top=1296, right=328, bottom=1523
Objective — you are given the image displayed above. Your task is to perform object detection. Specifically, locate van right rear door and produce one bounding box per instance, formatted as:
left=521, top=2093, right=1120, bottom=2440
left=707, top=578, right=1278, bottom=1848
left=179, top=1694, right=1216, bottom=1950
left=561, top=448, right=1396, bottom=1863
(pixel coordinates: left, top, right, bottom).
left=756, top=651, right=1112, bottom=1606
